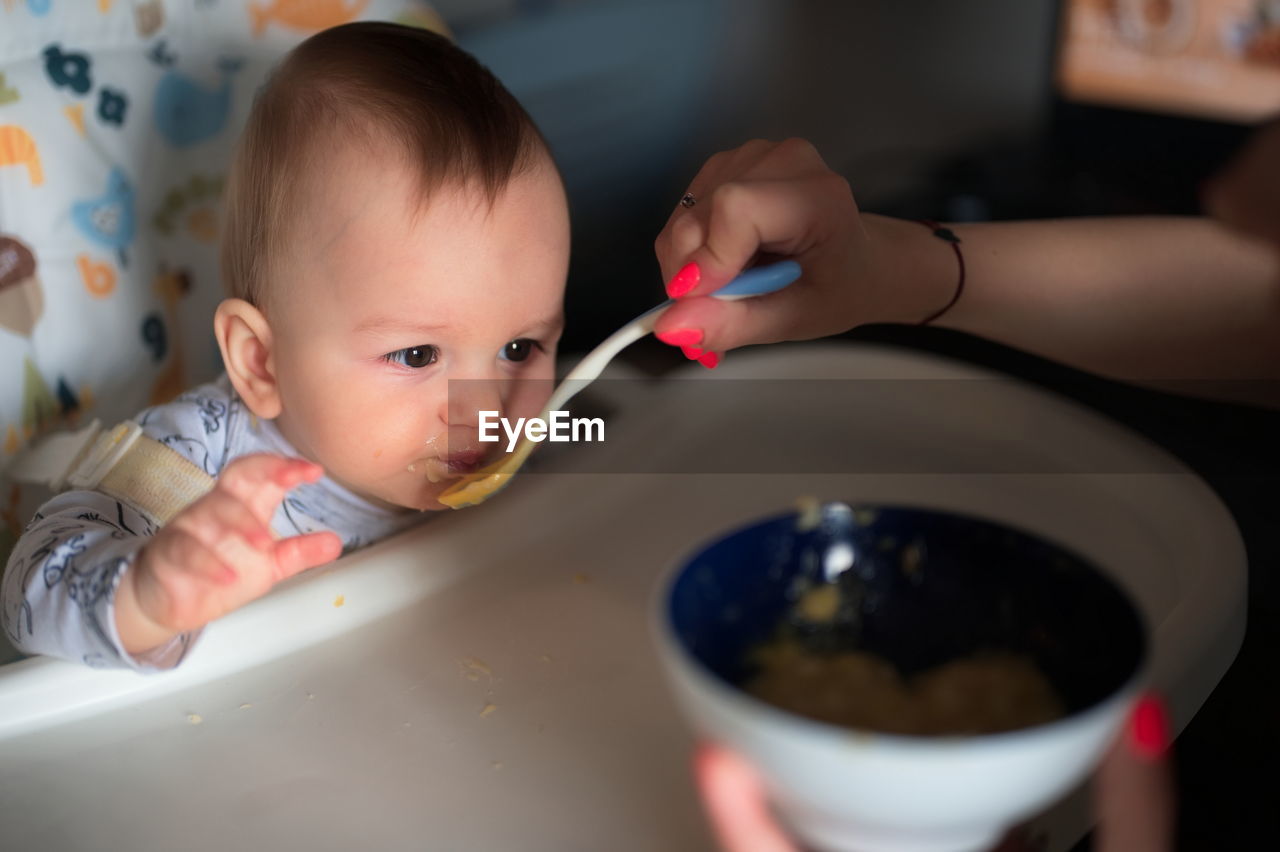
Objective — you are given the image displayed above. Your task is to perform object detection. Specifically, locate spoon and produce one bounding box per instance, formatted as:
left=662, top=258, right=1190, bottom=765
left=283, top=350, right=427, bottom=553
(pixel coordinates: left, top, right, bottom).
left=786, top=500, right=868, bottom=653
left=438, top=260, right=802, bottom=508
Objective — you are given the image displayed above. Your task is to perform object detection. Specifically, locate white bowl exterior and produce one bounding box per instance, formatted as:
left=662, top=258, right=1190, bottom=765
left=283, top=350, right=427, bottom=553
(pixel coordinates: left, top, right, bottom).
left=659, top=628, right=1138, bottom=852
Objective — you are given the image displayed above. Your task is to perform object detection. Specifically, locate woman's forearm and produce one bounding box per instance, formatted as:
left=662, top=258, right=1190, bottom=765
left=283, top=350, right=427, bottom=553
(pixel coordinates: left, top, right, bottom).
left=869, top=214, right=1280, bottom=384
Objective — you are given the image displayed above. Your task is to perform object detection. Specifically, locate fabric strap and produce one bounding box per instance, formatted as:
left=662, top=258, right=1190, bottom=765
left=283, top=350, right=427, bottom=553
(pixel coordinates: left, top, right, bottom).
left=4, top=420, right=214, bottom=526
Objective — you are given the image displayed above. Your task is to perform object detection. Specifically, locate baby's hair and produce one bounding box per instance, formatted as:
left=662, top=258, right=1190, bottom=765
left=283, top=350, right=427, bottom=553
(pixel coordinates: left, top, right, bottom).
left=221, top=21, right=548, bottom=308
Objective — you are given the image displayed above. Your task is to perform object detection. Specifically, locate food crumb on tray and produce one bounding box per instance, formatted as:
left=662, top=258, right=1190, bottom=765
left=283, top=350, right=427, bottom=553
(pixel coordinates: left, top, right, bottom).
left=461, top=656, right=492, bottom=675
left=459, top=657, right=494, bottom=682
left=479, top=703, right=498, bottom=718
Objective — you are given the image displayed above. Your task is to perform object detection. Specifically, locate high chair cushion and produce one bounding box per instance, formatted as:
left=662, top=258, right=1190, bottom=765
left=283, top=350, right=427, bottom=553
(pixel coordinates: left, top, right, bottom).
left=0, top=0, right=447, bottom=471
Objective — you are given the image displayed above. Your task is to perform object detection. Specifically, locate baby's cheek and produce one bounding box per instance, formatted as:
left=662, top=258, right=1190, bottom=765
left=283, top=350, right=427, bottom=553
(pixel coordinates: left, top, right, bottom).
left=297, top=381, right=376, bottom=451
left=338, top=397, right=429, bottom=470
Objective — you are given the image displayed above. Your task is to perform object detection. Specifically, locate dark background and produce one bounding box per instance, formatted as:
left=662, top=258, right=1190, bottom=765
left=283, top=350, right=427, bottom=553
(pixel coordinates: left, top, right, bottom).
left=447, top=1, right=1280, bottom=847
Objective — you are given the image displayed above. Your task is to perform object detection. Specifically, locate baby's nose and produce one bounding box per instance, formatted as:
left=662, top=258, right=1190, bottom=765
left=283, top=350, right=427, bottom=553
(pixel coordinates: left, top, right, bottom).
left=445, top=378, right=505, bottom=430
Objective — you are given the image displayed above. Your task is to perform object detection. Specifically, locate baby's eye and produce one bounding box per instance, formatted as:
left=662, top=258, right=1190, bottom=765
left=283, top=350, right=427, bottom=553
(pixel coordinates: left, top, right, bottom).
left=383, top=345, right=439, bottom=369
left=500, top=338, right=542, bottom=363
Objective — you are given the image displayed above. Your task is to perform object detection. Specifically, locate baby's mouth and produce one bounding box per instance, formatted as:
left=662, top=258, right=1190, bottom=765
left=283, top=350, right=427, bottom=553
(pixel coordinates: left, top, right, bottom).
left=412, top=450, right=487, bottom=484
left=444, top=449, right=485, bottom=474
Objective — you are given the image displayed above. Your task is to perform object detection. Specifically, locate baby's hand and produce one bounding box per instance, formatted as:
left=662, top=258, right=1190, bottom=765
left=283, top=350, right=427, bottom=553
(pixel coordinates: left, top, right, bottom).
left=115, top=454, right=343, bottom=655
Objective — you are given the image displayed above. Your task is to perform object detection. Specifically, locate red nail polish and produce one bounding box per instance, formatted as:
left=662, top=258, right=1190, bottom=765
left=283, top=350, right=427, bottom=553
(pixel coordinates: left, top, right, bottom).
left=698, top=352, right=720, bottom=369
left=681, top=345, right=704, bottom=360
left=666, top=262, right=701, bottom=298
left=1128, top=694, right=1170, bottom=760
left=656, top=327, right=704, bottom=347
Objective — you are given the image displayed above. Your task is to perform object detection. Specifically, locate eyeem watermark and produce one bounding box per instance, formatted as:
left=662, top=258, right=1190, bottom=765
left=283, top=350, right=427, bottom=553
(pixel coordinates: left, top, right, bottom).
left=478, top=410, right=605, bottom=452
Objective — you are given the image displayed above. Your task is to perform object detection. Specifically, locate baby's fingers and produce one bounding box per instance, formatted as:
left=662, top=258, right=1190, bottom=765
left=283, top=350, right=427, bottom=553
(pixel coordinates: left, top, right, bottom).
left=271, top=531, right=343, bottom=582
left=188, top=487, right=275, bottom=551
left=167, top=487, right=277, bottom=574
left=129, top=528, right=242, bottom=638
left=217, top=454, right=324, bottom=521
left=146, top=525, right=238, bottom=587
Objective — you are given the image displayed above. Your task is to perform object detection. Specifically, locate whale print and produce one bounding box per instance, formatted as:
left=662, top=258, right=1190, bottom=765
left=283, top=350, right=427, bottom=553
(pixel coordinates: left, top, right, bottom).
left=152, top=59, right=240, bottom=147
left=71, top=167, right=136, bottom=265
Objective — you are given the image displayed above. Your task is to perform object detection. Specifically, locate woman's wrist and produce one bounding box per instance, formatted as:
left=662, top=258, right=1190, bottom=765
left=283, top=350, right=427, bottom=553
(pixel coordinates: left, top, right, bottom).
left=860, top=214, right=966, bottom=326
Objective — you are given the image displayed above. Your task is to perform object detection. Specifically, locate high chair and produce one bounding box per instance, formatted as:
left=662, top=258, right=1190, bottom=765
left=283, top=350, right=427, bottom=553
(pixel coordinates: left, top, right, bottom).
left=0, top=5, right=1245, bottom=851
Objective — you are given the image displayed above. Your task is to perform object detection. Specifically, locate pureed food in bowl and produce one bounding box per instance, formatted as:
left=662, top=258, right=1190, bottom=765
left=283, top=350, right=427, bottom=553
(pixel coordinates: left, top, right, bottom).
left=745, top=542, right=1065, bottom=735
left=746, top=640, right=1065, bottom=736
left=678, top=503, right=1143, bottom=735
left=659, top=502, right=1148, bottom=851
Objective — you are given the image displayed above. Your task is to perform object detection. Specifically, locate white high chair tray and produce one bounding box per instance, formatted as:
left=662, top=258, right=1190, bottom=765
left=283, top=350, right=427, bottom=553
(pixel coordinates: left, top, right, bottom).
left=0, top=343, right=1245, bottom=852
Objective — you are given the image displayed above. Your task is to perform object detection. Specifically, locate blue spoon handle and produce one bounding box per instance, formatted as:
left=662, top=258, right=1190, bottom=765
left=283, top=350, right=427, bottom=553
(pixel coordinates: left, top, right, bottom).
left=637, top=260, right=803, bottom=330
left=712, top=260, right=802, bottom=301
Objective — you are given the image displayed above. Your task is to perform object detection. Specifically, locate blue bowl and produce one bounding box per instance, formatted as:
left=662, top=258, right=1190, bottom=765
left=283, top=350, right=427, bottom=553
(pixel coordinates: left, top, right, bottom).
left=656, top=504, right=1150, bottom=851
left=665, top=504, right=1147, bottom=718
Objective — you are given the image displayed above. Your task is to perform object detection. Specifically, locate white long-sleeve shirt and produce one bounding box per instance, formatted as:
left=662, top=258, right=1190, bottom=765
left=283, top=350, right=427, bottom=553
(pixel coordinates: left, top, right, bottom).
left=1, top=375, right=424, bottom=671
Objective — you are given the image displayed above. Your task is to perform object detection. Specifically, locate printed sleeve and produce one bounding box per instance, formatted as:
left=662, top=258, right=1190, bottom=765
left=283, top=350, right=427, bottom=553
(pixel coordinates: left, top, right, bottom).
left=136, top=379, right=238, bottom=476
left=0, top=490, right=196, bottom=672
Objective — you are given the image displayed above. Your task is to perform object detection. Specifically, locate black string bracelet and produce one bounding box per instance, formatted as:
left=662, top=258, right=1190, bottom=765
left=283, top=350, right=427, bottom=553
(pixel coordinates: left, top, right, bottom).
left=915, top=219, right=965, bottom=325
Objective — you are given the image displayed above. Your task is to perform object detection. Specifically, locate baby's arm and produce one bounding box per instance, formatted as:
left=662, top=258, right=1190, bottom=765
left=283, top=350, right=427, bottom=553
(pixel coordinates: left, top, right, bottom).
left=114, top=455, right=341, bottom=655
left=1, top=455, right=341, bottom=669
left=2, top=488, right=162, bottom=668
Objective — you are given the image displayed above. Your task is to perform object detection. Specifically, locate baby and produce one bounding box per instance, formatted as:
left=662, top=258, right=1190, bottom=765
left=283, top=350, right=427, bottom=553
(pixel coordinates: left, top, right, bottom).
left=0, top=22, right=568, bottom=670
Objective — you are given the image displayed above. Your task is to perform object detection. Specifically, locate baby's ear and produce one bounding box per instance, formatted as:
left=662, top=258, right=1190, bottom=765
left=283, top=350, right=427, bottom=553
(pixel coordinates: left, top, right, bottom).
left=214, top=298, right=282, bottom=419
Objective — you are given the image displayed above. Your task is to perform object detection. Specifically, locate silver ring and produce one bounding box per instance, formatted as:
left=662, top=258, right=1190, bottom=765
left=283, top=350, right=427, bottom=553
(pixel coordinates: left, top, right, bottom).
left=679, top=192, right=696, bottom=209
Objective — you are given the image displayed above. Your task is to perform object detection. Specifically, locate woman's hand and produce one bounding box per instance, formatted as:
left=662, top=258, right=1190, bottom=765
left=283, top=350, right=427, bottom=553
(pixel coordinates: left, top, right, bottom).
left=693, top=694, right=1174, bottom=852
left=653, top=138, right=955, bottom=362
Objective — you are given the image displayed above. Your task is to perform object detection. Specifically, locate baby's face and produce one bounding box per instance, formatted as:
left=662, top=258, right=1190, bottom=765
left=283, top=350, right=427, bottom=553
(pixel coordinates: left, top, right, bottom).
left=268, top=148, right=568, bottom=511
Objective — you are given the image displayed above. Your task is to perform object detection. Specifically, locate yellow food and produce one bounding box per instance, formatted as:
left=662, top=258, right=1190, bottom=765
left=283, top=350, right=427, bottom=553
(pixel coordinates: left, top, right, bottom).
left=438, top=470, right=512, bottom=508
left=746, top=640, right=1063, bottom=736
left=794, top=496, right=822, bottom=531
left=795, top=585, right=840, bottom=623
left=437, top=440, right=537, bottom=508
